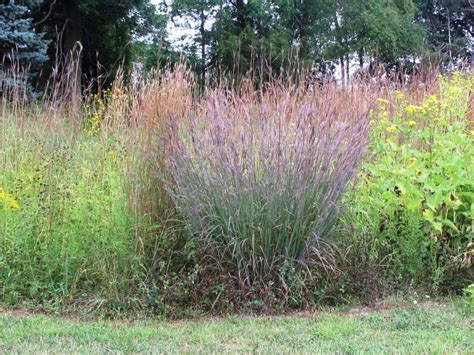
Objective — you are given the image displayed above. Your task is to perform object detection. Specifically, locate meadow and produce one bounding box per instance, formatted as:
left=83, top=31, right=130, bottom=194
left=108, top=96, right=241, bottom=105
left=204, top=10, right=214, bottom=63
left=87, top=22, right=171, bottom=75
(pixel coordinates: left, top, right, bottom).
left=1, top=67, right=473, bottom=315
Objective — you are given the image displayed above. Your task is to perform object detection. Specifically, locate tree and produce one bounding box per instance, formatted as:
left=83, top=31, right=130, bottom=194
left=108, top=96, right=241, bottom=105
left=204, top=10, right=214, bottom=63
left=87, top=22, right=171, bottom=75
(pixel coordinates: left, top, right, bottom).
left=416, top=0, right=474, bottom=64
left=322, top=0, right=425, bottom=81
left=273, top=0, right=333, bottom=63
left=208, top=0, right=294, bottom=80
left=32, top=0, right=165, bottom=85
left=170, top=0, right=220, bottom=90
left=0, top=0, right=49, bottom=91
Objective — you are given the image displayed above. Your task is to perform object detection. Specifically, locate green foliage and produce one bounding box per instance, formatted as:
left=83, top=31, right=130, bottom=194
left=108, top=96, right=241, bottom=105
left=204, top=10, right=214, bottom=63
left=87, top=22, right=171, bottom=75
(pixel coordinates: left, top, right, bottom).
left=322, top=0, right=425, bottom=65
left=416, top=0, right=474, bottom=62
left=28, top=0, right=165, bottom=85
left=0, top=121, right=144, bottom=305
left=209, top=0, right=295, bottom=76
left=345, top=72, right=473, bottom=290
left=464, top=284, right=474, bottom=309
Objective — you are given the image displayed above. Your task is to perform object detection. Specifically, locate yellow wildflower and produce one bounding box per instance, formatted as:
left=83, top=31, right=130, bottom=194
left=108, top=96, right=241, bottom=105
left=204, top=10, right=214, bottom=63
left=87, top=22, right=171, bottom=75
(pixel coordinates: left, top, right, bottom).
left=108, top=150, right=118, bottom=159
left=406, top=105, right=419, bottom=115
left=395, top=90, right=404, bottom=100
left=386, top=125, right=397, bottom=133
left=408, top=157, right=417, bottom=168
left=429, top=95, right=438, bottom=104
left=408, top=120, right=417, bottom=127
left=0, top=188, right=20, bottom=211
left=376, top=98, right=390, bottom=106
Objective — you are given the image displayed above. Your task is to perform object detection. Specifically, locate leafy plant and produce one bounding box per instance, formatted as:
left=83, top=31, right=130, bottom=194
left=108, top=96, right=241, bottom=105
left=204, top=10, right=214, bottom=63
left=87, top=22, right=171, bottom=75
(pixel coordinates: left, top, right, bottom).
left=346, top=72, right=473, bottom=289
left=464, top=284, right=474, bottom=310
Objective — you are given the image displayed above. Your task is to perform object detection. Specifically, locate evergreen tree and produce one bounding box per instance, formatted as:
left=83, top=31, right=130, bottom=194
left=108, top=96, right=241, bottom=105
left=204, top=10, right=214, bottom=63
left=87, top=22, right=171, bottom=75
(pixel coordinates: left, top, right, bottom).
left=0, top=0, right=49, bottom=90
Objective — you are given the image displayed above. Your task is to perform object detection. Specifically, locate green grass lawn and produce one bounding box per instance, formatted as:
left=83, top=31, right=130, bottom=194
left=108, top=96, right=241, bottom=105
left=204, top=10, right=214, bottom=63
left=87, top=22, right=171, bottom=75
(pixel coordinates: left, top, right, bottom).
left=0, top=301, right=472, bottom=353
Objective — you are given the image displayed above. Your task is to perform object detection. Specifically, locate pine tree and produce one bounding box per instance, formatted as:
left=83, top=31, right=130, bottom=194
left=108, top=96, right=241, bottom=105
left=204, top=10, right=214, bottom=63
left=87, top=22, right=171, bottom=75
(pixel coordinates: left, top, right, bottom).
left=0, top=0, right=49, bottom=91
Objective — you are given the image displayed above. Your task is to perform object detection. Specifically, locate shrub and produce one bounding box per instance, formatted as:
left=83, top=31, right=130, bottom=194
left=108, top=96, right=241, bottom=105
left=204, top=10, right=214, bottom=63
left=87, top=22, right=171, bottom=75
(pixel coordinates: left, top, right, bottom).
left=344, top=72, right=473, bottom=291
left=464, top=284, right=474, bottom=310
left=166, top=81, right=370, bottom=283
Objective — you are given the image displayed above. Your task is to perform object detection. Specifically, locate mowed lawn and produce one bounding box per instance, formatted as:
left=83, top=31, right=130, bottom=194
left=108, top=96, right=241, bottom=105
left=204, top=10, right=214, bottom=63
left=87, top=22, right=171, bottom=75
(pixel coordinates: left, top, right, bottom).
left=0, top=301, right=472, bottom=353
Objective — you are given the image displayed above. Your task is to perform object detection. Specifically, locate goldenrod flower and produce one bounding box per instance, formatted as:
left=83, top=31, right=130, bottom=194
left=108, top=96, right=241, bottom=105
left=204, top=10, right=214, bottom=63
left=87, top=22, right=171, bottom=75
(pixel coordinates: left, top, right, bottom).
left=0, top=188, right=20, bottom=211
left=429, top=95, right=438, bottom=104
left=108, top=150, right=118, bottom=159
left=408, top=157, right=417, bottom=168
left=406, top=105, right=419, bottom=115
left=376, top=98, right=390, bottom=109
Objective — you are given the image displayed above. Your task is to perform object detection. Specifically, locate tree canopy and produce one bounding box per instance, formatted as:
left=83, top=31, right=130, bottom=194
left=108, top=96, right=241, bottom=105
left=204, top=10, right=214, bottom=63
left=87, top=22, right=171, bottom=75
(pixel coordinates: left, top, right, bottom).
left=0, top=0, right=472, bottom=90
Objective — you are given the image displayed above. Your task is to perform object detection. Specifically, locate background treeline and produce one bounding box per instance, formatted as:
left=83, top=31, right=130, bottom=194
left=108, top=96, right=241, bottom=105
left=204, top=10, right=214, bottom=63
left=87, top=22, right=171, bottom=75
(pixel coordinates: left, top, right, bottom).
left=1, top=0, right=473, bottom=89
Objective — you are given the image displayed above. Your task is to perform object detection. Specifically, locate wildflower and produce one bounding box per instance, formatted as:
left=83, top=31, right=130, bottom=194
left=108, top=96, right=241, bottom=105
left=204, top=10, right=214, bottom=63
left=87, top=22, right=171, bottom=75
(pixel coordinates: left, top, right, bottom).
left=0, top=188, right=20, bottom=211
left=395, top=90, right=404, bottom=100
left=108, top=150, right=118, bottom=159
left=408, top=157, right=417, bottom=168
left=376, top=98, right=389, bottom=105
left=429, top=95, right=438, bottom=104
left=386, top=125, right=397, bottom=133
left=408, top=120, right=417, bottom=127
left=406, top=105, right=419, bottom=115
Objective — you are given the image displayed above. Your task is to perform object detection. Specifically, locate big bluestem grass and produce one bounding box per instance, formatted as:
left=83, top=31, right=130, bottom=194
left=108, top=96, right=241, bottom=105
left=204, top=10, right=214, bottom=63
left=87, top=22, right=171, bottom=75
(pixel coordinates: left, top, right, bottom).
left=167, top=78, right=372, bottom=283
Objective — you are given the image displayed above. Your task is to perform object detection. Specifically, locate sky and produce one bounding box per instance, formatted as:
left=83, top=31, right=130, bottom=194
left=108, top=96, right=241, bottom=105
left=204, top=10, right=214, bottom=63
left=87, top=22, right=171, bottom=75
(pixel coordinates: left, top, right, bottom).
left=151, top=0, right=198, bottom=50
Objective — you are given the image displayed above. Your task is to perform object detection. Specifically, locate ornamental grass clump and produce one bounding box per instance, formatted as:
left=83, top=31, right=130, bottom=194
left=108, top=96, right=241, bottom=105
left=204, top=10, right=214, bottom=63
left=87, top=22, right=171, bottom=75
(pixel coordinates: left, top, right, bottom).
left=167, top=79, right=371, bottom=282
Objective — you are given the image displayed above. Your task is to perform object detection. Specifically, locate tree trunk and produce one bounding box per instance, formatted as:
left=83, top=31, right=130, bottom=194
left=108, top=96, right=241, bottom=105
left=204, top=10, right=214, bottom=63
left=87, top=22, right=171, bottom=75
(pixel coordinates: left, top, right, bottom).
left=447, top=7, right=452, bottom=65
left=345, top=54, right=350, bottom=84
left=63, top=0, right=82, bottom=108
left=298, top=0, right=310, bottom=61
left=200, top=6, right=206, bottom=93
left=63, top=0, right=82, bottom=63
left=235, top=0, right=246, bottom=29
left=340, top=57, right=345, bottom=86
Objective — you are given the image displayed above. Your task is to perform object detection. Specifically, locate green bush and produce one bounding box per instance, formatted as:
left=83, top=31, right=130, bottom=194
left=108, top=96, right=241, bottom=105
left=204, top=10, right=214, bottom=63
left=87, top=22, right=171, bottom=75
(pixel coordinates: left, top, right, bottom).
left=464, top=284, right=474, bottom=309
left=343, top=72, right=473, bottom=291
